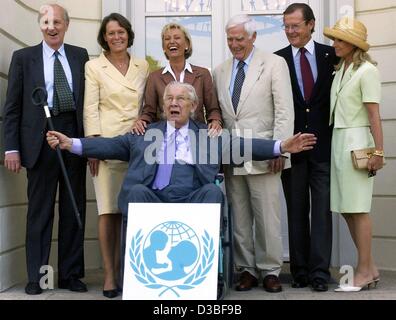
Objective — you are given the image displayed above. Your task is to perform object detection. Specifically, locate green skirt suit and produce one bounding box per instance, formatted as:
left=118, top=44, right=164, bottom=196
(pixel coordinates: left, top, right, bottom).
left=330, top=61, right=381, bottom=213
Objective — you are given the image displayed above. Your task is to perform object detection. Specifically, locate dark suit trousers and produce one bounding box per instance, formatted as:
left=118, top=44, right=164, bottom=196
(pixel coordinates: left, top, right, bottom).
left=281, top=157, right=332, bottom=282
left=26, top=112, right=86, bottom=282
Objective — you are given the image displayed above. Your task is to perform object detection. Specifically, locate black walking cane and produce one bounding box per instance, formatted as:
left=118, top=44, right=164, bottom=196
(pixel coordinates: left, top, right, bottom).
left=32, top=87, right=83, bottom=229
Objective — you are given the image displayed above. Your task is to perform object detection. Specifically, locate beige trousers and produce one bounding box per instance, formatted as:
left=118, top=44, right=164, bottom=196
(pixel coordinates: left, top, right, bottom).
left=225, top=168, right=283, bottom=279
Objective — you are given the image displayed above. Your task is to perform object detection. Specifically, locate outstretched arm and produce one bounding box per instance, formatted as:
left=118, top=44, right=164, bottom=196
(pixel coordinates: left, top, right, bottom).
left=224, top=132, right=316, bottom=164
left=248, top=133, right=316, bottom=161
left=47, top=131, right=131, bottom=161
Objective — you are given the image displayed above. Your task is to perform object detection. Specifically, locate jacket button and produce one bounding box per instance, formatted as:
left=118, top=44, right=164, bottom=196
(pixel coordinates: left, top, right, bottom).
left=305, top=125, right=308, bottom=129
left=306, top=108, right=310, bottom=113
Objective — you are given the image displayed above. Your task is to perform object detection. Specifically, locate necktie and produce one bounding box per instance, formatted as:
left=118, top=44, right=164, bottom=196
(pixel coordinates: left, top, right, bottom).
left=153, top=129, right=178, bottom=190
left=300, top=47, right=314, bottom=102
left=232, top=60, right=246, bottom=112
left=52, top=51, right=75, bottom=116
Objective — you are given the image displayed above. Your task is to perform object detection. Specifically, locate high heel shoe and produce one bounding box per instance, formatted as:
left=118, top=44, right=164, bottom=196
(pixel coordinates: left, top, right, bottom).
left=103, top=288, right=118, bottom=298
left=334, top=280, right=374, bottom=292
left=373, top=276, right=380, bottom=288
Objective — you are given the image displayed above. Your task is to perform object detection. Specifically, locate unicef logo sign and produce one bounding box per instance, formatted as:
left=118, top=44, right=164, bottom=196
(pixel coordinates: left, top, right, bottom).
left=129, top=221, right=215, bottom=298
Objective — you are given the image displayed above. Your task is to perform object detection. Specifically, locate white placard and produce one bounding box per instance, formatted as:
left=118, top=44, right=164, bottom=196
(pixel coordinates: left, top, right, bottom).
left=123, top=203, right=221, bottom=300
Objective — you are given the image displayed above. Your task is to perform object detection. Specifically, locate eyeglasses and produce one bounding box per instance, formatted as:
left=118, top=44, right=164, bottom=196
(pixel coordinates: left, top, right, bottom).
left=164, top=95, right=190, bottom=104
left=282, top=21, right=307, bottom=32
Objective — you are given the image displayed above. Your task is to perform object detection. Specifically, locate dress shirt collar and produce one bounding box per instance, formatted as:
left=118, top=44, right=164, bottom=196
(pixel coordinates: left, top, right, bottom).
left=291, top=38, right=315, bottom=57
left=43, top=40, right=66, bottom=58
left=166, top=121, right=190, bottom=138
left=162, top=61, right=193, bottom=82
left=232, top=46, right=255, bottom=70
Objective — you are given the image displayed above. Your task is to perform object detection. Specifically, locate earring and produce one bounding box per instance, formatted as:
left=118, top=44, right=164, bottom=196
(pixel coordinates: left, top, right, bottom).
left=185, top=48, right=188, bottom=51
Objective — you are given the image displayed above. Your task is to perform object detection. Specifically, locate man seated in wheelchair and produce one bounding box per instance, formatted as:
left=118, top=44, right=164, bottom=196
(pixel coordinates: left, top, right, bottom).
left=47, top=81, right=316, bottom=214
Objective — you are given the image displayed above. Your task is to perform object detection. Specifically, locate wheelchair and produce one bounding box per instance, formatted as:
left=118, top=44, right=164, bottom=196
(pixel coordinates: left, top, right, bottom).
left=119, top=175, right=234, bottom=300
left=215, top=174, right=234, bottom=300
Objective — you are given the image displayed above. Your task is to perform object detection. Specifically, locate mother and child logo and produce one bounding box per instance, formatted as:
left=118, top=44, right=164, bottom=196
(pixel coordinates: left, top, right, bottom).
left=129, top=221, right=215, bottom=298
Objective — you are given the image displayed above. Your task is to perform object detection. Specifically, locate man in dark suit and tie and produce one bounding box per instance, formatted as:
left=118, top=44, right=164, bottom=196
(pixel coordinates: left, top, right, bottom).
left=2, top=4, right=89, bottom=295
left=274, top=3, right=338, bottom=292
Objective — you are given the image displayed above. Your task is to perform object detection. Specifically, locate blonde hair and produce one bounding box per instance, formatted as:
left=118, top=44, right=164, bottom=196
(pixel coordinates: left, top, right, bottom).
left=161, top=22, right=193, bottom=60
left=335, top=47, right=377, bottom=71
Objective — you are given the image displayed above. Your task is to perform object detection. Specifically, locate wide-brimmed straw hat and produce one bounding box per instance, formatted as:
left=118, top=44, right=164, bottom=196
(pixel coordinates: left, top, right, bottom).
left=323, top=16, right=370, bottom=52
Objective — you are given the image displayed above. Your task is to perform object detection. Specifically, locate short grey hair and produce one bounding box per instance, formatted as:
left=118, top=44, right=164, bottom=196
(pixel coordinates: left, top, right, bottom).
left=226, top=14, right=256, bottom=38
left=163, top=81, right=199, bottom=105
left=38, top=4, right=70, bottom=24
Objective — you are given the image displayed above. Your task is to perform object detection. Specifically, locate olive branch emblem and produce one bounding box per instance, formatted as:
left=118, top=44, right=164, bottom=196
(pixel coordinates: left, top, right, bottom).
left=129, top=229, right=215, bottom=298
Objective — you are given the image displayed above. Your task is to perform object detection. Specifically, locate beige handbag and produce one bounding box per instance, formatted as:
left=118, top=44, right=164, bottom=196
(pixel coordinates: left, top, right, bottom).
left=351, top=148, right=385, bottom=170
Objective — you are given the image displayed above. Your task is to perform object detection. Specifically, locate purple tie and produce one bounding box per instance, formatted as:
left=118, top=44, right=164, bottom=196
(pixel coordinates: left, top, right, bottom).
left=152, top=130, right=178, bottom=190
left=300, top=47, right=314, bottom=102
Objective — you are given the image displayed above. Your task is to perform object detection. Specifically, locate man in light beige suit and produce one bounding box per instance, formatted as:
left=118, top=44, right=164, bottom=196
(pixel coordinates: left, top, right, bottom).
left=213, top=14, right=294, bottom=293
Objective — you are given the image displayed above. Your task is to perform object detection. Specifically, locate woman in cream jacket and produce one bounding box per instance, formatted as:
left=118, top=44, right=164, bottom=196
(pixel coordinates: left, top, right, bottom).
left=84, top=13, right=148, bottom=298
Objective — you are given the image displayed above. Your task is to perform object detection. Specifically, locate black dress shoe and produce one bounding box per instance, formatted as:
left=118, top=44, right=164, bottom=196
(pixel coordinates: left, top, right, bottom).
left=58, top=278, right=88, bottom=292
left=291, top=276, right=309, bottom=288
left=103, top=289, right=118, bottom=298
left=311, top=278, right=328, bottom=292
left=25, top=282, right=42, bottom=295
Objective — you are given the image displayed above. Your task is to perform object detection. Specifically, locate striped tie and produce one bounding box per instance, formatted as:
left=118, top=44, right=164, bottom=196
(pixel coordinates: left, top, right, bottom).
left=232, top=60, right=246, bottom=112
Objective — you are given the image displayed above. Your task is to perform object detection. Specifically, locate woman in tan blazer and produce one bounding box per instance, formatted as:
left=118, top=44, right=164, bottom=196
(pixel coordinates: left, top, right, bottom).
left=84, top=13, right=148, bottom=298
left=133, top=22, right=222, bottom=134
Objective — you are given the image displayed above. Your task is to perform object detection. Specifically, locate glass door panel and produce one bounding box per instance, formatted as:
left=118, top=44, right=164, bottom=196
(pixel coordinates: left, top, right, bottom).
left=146, top=0, right=212, bottom=12
left=240, top=0, right=292, bottom=11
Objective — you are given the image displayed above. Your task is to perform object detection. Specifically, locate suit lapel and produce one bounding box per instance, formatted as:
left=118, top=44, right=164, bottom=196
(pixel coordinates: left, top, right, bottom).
left=284, top=45, right=305, bottom=104
left=31, top=43, right=45, bottom=89
left=310, top=42, right=328, bottom=100
left=237, top=51, right=265, bottom=114
left=143, top=121, right=167, bottom=182
left=184, top=67, right=200, bottom=86
left=188, top=120, right=201, bottom=165
left=330, top=62, right=346, bottom=117
left=64, top=44, right=81, bottom=102
left=101, top=53, right=137, bottom=91
left=159, top=71, right=175, bottom=87
left=221, top=59, right=234, bottom=114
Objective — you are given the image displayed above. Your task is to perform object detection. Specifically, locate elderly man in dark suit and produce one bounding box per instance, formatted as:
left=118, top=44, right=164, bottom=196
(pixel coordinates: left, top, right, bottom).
left=47, top=82, right=316, bottom=215
left=274, top=3, right=338, bottom=292
left=2, top=4, right=89, bottom=295
left=47, top=81, right=316, bottom=291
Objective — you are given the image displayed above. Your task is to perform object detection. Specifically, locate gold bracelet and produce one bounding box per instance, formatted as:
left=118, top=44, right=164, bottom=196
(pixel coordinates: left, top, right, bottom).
left=373, top=150, right=384, bottom=157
